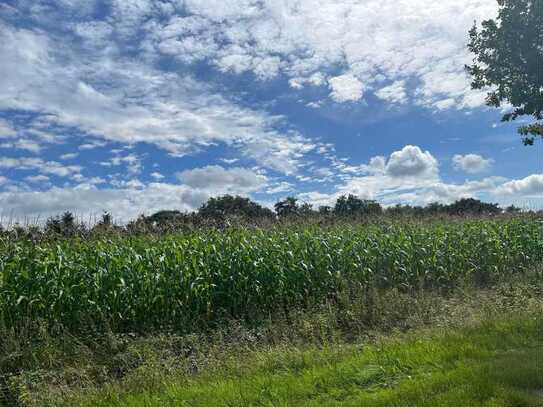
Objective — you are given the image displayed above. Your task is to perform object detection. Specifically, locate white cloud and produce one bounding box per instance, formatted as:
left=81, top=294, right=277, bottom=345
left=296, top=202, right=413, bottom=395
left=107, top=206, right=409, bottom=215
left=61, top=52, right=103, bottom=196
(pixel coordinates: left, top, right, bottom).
left=176, top=165, right=267, bottom=194
left=375, top=81, right=408, bottom=105
left=328, top=74, right=364, bottom=102
left=300, top=146, right=504, bottom=208
left=410, top=176, right=506, bottom=206
left=0, top=183, right=210, bottom=223
left=0, top=118, right=16, bottom=138
left=24, top=174, right=50, bottom=183
left=495, top=175, right=543, bottom=197
left=0, top=139, right=41, bottom=153
left=150, top=171, right=164, bottom=180
left=110, top=153, right=142, bottom=175
left=78, top=141, right=108, bottom=151
left=0, top=23, right=316, bottom=174
left=266, top=181, right=293, bottom=194
left=60, top=152, right=79, bottom=160
left=0, top=157, right=81, bottom=178
left=297, top=191, right=337, bottom=208
left=221, top=158, right=240, bottom=164
left=385, top=145, right=439, bottom=179
left=452, top=154, right=494, bottom=174
left=148, top=0, right=497, bottom=107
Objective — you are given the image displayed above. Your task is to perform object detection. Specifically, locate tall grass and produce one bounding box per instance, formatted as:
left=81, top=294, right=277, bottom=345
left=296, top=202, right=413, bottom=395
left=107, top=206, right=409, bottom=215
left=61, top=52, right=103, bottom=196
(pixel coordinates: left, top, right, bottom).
left=1, top=218, right=543, bottom=332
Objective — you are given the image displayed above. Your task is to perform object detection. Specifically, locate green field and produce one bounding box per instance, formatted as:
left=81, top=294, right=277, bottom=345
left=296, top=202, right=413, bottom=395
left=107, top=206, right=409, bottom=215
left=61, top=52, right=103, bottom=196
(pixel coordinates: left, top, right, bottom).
left=2, top=217, right=543, bottom=405
left=2, top=218, right=543, bottom=332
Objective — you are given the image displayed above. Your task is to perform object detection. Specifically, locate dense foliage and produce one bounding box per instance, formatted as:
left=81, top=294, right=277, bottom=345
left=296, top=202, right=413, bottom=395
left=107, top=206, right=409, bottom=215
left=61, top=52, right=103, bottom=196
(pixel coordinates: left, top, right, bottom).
left=1, top=218, right=542, bottom=333
left=467, top=0, right=543, bottom=144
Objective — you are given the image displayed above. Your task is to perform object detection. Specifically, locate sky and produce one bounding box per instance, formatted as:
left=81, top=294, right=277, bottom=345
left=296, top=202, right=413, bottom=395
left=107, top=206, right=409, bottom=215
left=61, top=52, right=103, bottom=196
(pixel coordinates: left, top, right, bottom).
left=1, top=0, right=543, bottom=223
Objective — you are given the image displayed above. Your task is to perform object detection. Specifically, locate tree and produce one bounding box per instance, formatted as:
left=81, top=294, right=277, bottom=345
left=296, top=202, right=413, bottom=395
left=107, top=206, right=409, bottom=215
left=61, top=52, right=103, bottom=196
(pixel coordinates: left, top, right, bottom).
left=466, top=0, right=543, bottom=145
left=446, top=198, right=501, bottom=216
left=61, top=211, right=75, bottom=229
left=146, top=210, right=185, bottom=225
left=318, top=205, right=332, bottom=215
left=274, top=197, right=299, bottom=218
left=505, top=204, right=522, bottom=214
left=45, top=211, right=79, bottom=236
left=298, top=202, right=315, bottom=217
left=198, top=195, right=274, bottom=220
left=99, top=212, right=113, bottom=227
left=333, top=194, right=382, bottom=217
left=425, top=202, right=446, bottom=215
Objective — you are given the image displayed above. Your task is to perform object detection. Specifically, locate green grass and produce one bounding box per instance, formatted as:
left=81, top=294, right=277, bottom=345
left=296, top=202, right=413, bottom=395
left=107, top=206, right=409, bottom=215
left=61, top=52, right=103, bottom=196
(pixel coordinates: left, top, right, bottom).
left=57, top=316, right=543, bottom=406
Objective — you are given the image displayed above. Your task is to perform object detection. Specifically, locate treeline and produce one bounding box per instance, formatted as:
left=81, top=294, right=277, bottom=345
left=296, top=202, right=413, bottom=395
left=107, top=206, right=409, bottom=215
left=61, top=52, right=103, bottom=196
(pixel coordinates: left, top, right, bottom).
left=4, top=194, right=528, bottom=239
left=139, top=194, right=516, bottom=224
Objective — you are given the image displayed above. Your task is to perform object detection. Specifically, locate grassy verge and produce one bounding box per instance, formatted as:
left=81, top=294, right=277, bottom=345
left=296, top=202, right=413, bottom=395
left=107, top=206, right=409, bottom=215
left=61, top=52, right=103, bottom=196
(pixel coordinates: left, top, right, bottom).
left=64, top=316, right=543, bottom=407
left=4, top=275, right=542, bottom=406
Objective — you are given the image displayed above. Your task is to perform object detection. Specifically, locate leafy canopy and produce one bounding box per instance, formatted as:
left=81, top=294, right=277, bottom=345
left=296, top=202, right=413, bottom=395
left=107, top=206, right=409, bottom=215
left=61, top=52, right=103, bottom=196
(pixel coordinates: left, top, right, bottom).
left=466, top=0, right=543, bottom=145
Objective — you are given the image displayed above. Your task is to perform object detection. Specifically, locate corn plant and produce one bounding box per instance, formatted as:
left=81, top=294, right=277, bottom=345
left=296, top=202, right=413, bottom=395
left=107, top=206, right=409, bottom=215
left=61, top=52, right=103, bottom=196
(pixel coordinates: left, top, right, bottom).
left=1, top=218, right=542, bottom=332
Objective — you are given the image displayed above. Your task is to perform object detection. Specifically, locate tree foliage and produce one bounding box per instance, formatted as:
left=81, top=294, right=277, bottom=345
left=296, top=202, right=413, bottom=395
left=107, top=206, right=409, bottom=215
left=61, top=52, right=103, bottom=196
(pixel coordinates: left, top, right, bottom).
left=274, top=197, right=300, bottom=218
left=146, top=210, right=186, bottom=225
left=198, top=195, right=274, bottom=220
left=333, top=195, right=382, bottom=217
left=44, top=211, right=80, bottom=236
left=466, top=0, right=543, bottom=145
left=446, top=198, right=501, bottom=216
left=385, top=199, right=501, bottom=217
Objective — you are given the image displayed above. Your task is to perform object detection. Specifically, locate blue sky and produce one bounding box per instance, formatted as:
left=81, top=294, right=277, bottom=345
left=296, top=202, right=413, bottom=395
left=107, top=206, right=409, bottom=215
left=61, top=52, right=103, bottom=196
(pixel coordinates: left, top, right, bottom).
left=1, top=0, right=542, bottom=222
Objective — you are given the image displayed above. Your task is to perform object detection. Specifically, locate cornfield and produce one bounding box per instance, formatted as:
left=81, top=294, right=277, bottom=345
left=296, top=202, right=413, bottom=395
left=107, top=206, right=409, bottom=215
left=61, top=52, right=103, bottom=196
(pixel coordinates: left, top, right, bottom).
left=1, top=218, right=542, bottom=332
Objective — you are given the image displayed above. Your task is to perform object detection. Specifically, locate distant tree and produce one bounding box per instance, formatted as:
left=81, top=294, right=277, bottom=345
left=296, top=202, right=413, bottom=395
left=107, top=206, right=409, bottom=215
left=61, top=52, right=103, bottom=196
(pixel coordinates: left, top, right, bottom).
left=146, top=210, right=185, bottom=225
left=45, top=216, right=62, bottom=235
left=466, top=0, right=543, bottom=145
left=198, top=195, right=274, bottom=220
left=318, top=205, right=332, bottom=215
left=446, top=198, right=501, bottom=216
left=425, top=202, right=446, bottom=215
left=45, top=211, right=79, bottom=236
left=298, top=202, right=315, bottom=217
left=99, top=212, right=113, bottom=227
left=333, top=194, right=382, bottom=217
left=61, top=211, right=75, bottom=229
left=275, top=197, right=299, bottom=218
left=505, top=204, right=522, bottom=214
left=333, top=195, right=350, bottom=216
left=386, top=204, right=416, bottom=217
left=91, top=212, right=118, bottom=234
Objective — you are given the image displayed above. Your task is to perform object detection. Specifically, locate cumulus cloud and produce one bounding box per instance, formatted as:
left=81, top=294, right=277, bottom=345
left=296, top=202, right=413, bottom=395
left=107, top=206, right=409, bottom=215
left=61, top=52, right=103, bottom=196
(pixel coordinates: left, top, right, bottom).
left=300, top=146, right=505, bottom=208
left=385, top=145, right=438, bottom=178
left=176, top=165, right=267, bottom=193
left=495, top=175, right=543, bottom=197
left=328, top=74, right=364, bottom=102
left=452, top=154, right=494, bottom=174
